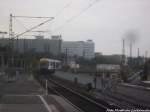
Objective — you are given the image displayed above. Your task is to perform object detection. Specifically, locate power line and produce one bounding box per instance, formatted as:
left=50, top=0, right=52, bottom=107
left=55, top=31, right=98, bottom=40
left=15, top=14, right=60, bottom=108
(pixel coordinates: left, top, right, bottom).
left=48, top=0, right=74, bottom=33
left=14, top=17, right=28, bottom=31
left=14, top=17, right=53, bottom=36
left=15, top=17, right=54, bottom=38
left=54, top=0, right=74, bottom=18
left=52, top=0, right=100, bottom=33
left=11, top=15, right=54, bottom=38
left=12, top=16, right=53, bottom=19
left=30, top=30, right=51, bottom=32
left=0, top=31, right=7, bottom=34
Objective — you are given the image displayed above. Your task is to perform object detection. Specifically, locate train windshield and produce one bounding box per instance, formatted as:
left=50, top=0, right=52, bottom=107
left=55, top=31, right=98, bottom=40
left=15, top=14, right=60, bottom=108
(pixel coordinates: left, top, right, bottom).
left=40, top=61, right=49, bottom=67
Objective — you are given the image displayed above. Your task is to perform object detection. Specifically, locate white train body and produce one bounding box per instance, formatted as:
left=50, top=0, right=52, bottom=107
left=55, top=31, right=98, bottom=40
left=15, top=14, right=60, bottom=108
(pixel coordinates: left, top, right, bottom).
left=39, top=58, right=61, bottom=74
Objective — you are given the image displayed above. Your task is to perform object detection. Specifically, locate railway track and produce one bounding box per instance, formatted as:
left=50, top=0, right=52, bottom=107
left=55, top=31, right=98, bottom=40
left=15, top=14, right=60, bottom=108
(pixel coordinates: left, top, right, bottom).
left=35, top=75, right=120, bottom=112
left=104, top=92, right=150, bottom=109
left=50, top=74, right=150, bottom=109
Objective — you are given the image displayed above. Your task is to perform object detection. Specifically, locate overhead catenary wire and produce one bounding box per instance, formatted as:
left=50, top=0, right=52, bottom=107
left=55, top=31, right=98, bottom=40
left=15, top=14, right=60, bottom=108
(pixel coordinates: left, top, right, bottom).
left=30, top=30, right=51, bottom=33
left=12, top=16, right=53, bottom=19
left=54, top=0, right=74, bottom=18
left=52, top=0, right=100, bottom=33
left=13, top=17, right=28, bottom=31
left=12, top=0, right=99, bottom=38
left=10, top=15, right=54, bottom=38
left=15, top=17, right=54, bottom=38
left=14, top=17, right=52, bottom=37
left=48, top=0, right=74, bottom=34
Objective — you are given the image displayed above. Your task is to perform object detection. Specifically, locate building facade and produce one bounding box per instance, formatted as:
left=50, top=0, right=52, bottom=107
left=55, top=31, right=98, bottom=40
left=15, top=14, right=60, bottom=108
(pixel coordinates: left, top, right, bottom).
left=0, top=35, right=62, bottom=56
left=61, top=40, right=95, bottom=59
left=0, top=36, right=94, bottom=59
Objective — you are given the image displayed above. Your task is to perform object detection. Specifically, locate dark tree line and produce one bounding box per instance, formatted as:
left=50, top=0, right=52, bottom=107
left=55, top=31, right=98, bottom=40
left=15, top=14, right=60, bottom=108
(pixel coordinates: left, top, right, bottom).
left=142, top=59, right=150, bottom=80
left=76, top=55, right=122, bottom=66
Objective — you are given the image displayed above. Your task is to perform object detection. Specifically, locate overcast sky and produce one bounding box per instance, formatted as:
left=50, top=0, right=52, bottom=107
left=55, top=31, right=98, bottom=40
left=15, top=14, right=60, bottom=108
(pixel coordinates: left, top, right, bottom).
left=0, top=0, right=150, bottom=56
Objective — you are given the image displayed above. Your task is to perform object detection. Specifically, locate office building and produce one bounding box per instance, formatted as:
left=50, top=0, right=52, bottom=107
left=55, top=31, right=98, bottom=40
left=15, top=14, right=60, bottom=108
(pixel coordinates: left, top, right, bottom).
left=61, top=40, right=95, bottom=59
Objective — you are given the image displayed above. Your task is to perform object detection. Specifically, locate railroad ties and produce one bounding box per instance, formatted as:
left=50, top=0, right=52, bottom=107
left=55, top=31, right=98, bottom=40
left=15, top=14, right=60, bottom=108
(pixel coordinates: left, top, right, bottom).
left=35, top=74, right=121, bottom=112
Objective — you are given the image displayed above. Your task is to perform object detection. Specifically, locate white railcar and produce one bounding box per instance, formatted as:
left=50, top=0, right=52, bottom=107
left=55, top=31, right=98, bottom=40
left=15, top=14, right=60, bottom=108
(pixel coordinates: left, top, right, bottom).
left=39, top=58, right=61, bottom=74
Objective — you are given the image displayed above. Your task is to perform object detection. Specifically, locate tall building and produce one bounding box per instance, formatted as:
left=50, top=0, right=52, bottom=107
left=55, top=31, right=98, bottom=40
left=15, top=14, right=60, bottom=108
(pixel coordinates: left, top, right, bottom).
left=61, top=40, right=95, bottom=59
left=83, top=40, right=95, bottom=59
left=0, top=35, right=62, bottom=56
left=0, top=36, right=94, bottom=59
left=61, top=41, right=84, bottom=57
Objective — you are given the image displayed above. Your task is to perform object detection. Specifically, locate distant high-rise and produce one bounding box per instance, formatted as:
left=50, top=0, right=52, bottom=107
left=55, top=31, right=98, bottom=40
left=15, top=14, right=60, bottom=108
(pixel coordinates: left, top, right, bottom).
left=51, top=35, right=61, bottom=40
left=61, top=40, right=95, bottom=59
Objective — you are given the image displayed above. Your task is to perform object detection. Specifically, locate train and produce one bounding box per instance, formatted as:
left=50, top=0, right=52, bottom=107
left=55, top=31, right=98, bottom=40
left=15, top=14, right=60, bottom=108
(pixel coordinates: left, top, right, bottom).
left=39, top=58, right=61, bottom=74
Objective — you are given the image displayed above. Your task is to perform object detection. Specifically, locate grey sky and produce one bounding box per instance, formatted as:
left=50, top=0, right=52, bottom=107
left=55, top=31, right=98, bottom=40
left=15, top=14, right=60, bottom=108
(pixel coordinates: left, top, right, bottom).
left=0, top=0, right=150, bottom=56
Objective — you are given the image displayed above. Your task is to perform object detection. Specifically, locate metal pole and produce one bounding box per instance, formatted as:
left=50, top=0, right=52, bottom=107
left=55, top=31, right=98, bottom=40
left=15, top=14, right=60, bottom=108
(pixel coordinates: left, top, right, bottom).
left=9, top=14, right=13, bottom=67
left=137, top=48, right=140, bottom=66
left=94, top=76, right=97, bottom=89
left=9, top=14, right=13, bottom=40
left=145, top=50, right=148, bottom=62
left=65, top=48, right=68, bottom=64
left=137, top=48, right=139, bottom=58
left=45, top=80, right=48, bottom=95
left=130, top=42, right=132, bottom=66
left=122, top=39, right=125, bottom=65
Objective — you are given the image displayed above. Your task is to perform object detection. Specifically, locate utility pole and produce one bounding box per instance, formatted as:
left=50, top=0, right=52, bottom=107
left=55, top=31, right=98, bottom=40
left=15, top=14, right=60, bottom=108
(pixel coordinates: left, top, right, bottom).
left=23, top=37, right=26, bottom=71
left=137, top=48, right=140, bottom=66
left=65, top=48, right=68, bottom=64
left=48, top=44, right=50, bottom=57
left=45, top=80, right=48, bottom=96
left=145, top=50, right=148, bottom=62
left=9, top=14, right=14, bottom=67
left=9, top=14, right=13, bottom=40
left=8, top=14, right=54, bottom=72
left=16, top=36, right=19, bottom=52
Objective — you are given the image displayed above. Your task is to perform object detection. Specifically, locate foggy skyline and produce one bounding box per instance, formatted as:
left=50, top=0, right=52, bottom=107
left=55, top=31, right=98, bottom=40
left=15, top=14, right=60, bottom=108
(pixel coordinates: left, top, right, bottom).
left=0, top=0, right=150, bottom=57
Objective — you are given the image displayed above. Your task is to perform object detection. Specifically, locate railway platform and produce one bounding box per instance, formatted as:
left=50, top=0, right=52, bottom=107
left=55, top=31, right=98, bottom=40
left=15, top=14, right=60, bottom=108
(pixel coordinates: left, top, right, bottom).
left=0, top=73, right=80, bottom=112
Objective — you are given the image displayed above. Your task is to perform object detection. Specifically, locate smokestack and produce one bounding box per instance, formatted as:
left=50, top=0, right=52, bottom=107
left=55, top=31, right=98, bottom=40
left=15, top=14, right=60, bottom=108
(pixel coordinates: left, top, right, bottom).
left=137, top=48, right=140, bottom=65
left=145, top=50, right=148, bottom=62
left=137, top=48, right=139, bottom=58
left=123, top=39, right=125, bottom=56
left=122, top=39, right=125, bottom=65
left=130, top=42, right=132, bottom=58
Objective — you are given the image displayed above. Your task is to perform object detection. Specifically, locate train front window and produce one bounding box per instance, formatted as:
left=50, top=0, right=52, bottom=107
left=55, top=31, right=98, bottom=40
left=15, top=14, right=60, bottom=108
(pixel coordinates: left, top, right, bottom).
left=40, top=61, right=49, bottom=67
